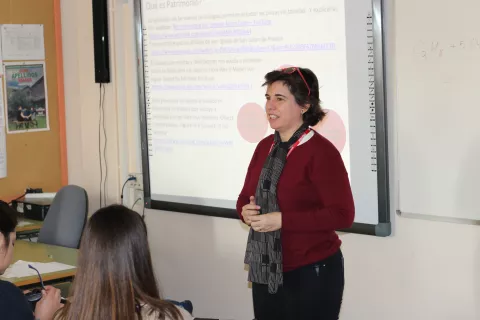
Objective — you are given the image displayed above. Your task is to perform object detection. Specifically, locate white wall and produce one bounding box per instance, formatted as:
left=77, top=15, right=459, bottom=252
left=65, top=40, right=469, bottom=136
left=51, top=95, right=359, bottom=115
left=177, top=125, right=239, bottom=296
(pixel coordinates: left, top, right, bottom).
left=62, top=0, right=122, bottom=212
left=61, top=0, right=480, bottom=319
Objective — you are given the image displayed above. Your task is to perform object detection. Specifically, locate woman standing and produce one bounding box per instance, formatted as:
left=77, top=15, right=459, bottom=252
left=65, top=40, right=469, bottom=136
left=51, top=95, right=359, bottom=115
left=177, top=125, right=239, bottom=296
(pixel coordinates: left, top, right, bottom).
left=237, top=67, right=355, bottom=320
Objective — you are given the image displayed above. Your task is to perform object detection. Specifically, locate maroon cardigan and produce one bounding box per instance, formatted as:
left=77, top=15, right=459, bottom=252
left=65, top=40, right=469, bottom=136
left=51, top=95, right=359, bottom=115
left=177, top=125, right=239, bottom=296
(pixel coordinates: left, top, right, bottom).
left=237, top=131, right=355, bottom=272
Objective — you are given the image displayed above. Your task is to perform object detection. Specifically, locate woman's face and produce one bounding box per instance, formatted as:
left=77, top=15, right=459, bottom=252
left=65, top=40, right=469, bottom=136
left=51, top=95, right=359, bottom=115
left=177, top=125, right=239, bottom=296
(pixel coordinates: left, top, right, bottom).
left=265, top=81, right=307, bottom=134
left=0, top=232, right=16, bottom=275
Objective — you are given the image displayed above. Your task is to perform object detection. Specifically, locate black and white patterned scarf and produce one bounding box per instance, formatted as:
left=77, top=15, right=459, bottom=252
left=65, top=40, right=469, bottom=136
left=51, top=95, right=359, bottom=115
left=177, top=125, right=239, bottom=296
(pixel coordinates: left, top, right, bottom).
left=244, top=123, right=310, bottom=294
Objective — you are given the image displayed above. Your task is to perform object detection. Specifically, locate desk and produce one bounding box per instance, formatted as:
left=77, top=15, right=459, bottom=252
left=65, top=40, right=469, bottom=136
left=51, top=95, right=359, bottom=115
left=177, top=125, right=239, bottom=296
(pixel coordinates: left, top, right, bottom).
left=16, top=218, right=43, bottom=235
left=1, top=240, right=77, bottom=288
left=13, top=197, right=50, bottom=239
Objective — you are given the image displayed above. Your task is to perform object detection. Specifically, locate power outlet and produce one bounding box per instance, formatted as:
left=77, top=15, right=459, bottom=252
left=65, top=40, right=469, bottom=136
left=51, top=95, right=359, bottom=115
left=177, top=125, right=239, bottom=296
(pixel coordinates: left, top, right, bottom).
left=128, top=173, right=143, bottom=189
left=126, top=173, right=144, bottom=209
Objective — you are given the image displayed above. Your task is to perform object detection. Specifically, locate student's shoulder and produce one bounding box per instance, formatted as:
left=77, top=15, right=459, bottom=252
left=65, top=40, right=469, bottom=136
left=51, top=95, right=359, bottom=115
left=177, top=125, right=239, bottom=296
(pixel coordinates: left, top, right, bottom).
left=0, top=279, right=23, bottom=296
left=142, top=305, right=194, bottom=320
left=0, top=280, right=34, bottom=320
left=175, top=306, right=194, bottom=320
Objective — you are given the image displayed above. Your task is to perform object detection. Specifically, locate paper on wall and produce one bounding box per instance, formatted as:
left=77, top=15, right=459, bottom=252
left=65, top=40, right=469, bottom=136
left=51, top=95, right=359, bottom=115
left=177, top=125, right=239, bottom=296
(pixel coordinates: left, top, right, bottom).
left=0, top=130, right=6, bottom=179
left=0, top=32, right=3, bottom=74
left=0, top=77, right=6, bottom=178
left=0, top=75, right=4, bottom=128
left=0, top=24, right=45, bottom=60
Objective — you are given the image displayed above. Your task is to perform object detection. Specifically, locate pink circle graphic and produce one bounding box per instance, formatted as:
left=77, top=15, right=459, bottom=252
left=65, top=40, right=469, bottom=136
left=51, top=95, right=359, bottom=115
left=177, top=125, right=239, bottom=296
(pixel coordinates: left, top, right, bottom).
left=237, top=103, right=268, bottom=143
left=313, top=109, right=347, bottom=153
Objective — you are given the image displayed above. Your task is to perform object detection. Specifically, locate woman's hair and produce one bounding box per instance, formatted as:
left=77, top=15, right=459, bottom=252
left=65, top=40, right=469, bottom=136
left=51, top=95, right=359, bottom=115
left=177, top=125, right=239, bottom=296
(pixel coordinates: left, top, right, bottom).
left=0, top=201, right=17, bottom=248
left=263, top=67, right=326, bottom=126
left=56, top=205, right=182, bottom=320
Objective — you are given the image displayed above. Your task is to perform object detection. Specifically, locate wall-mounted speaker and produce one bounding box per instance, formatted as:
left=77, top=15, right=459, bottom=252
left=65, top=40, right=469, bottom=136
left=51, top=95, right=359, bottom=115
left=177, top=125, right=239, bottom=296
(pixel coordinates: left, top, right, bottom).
left=92, top=0, right=111, bottom=83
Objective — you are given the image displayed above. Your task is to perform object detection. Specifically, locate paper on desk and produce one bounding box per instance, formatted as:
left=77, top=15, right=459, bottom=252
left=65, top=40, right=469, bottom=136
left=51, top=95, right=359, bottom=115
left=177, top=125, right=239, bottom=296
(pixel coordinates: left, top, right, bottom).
left=2, top=260, right=75, bottom=279
left=17, top=220, right=34, bottom=227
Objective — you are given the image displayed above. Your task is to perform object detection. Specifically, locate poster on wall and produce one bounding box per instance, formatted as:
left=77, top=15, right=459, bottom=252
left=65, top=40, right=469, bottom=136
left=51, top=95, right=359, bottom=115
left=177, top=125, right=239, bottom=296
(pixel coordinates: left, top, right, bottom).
left=2, top=62, right=49, bottom=134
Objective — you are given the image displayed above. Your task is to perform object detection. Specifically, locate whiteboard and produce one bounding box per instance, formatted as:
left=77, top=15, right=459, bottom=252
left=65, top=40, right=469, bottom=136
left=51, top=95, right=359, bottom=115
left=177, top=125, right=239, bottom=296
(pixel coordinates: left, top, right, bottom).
left=396, top=0, right=480, bottom=222
left=134, top=0, right=391, bottom=236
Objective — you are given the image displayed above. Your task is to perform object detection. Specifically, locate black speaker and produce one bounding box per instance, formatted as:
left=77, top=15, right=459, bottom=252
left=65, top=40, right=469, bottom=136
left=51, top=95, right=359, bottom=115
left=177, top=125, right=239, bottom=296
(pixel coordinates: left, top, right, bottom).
left=92, top=0, right=110, bottom=83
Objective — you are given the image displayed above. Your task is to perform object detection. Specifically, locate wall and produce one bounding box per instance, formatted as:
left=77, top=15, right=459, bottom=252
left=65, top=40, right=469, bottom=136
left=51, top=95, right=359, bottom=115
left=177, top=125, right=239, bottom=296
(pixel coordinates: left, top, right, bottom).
left=61, top=0, right=480, bottom=319
left=61, top=0, right=122, bottom=211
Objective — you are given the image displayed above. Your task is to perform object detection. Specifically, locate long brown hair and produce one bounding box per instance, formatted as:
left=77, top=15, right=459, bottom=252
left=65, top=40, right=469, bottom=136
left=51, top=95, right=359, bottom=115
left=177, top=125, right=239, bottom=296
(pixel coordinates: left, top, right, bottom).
left=56, top=205, right=182, bottom=320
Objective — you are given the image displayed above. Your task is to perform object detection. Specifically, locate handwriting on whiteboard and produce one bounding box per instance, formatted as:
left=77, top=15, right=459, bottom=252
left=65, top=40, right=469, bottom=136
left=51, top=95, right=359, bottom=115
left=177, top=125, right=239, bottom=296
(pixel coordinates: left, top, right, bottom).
left=413, top=38, right=480, bottom=59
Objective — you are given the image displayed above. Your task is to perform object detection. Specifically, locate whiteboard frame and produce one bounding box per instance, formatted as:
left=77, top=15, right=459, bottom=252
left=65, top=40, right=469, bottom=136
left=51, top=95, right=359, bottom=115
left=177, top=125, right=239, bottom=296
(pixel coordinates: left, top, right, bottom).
left=133, top=0, right=391, bottom=237
left=397, top=210, right=480, bottom=226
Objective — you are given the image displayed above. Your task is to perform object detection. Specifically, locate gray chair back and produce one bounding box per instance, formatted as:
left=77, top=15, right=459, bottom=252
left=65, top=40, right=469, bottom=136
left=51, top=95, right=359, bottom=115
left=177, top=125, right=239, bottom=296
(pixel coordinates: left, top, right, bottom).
left=37, top=185, right=88, bottom=248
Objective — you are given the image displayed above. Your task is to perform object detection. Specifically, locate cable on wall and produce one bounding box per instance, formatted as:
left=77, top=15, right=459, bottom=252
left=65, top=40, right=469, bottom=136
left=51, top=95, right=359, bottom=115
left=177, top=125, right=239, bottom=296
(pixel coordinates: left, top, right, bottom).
left=98, top=82, right=108, bottom=208
left=101, top=82, right=107, bottom=207
left=98, top=83, right=104, bottom=207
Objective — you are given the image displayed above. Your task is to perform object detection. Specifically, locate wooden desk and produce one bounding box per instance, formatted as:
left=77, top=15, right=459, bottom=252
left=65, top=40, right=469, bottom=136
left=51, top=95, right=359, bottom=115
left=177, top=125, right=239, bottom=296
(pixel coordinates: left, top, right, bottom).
left=16, top=218, right=43, bottom=234
left=13, top=197, right=50, bottom=238
left=1, top=240, right=78, bottom=288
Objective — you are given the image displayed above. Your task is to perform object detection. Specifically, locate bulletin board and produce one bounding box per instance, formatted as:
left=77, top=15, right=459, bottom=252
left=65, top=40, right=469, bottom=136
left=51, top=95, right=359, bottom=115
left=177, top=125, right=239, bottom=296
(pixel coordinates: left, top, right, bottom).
left=0, top=0, right=67, bottom=200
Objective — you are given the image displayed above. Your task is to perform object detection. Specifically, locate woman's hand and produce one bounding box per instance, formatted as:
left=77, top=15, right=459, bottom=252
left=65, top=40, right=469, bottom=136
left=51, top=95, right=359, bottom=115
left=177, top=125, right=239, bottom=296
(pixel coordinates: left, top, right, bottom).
left=251, top=212, right=282, bottom=232
left=34, top=286, right=63, bottom=320
left=241, top=196, right=260, bottom=226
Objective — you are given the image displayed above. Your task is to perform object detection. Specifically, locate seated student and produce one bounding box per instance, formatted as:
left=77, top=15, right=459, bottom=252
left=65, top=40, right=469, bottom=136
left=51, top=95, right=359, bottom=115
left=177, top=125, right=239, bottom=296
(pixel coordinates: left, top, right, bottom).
left=55, top=204, right=193, bottom=320
left=0, top=200, right=63, bottom=320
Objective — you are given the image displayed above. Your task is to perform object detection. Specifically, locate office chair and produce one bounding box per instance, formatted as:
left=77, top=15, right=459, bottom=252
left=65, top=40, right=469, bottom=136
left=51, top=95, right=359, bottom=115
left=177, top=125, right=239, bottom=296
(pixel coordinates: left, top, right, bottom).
left=168, top=299, right=193, bottom=314
left=37, top=185, right=88, bottom=249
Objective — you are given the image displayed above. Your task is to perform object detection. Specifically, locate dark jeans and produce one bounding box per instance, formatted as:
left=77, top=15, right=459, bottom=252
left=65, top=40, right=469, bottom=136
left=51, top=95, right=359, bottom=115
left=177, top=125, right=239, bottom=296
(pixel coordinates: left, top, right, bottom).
left=252, top=250, right=344, bottom=320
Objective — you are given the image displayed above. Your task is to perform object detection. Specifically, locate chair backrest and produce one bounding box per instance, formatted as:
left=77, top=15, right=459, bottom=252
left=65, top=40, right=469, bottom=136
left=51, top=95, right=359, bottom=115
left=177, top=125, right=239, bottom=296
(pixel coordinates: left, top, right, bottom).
left=37, top=185, right=88, bottom=249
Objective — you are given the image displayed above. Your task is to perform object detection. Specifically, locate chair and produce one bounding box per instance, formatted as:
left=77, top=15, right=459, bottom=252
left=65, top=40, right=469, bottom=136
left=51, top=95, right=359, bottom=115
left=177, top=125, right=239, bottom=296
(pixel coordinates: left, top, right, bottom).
left=37, top=185, right=88, bottom=249
left=167, top=299, right=193, bottom=314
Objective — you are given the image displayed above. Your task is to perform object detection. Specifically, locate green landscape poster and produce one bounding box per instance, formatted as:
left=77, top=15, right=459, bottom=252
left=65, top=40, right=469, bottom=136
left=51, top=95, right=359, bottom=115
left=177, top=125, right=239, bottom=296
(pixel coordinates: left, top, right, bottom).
left=3, top=62, right=49, bottom=134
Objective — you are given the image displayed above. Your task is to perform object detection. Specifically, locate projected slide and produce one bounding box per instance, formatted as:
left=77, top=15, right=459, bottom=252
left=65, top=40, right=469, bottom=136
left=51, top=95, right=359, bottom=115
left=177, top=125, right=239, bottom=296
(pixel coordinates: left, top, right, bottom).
left=140, top=0, right=383, bottom=226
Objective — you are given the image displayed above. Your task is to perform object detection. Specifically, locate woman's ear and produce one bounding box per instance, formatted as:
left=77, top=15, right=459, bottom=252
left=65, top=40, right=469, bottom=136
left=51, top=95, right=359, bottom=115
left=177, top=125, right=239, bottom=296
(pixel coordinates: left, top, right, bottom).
left=301, top=104, right=311, bottom=114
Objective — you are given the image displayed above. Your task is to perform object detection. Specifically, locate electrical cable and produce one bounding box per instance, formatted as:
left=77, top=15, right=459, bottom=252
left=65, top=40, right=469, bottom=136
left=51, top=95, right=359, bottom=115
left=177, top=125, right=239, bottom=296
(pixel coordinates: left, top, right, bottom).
left=98, top=83, right=103, bottom=207
left=121, top=176, right=136, bottom=204
left=7, top=193, right=26, bottom=205
left=132, top=198, right=142, bottom=209
left=101, top=83, right=107, bottom=207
